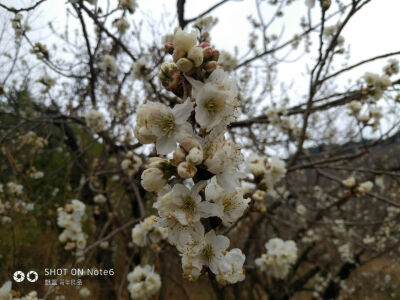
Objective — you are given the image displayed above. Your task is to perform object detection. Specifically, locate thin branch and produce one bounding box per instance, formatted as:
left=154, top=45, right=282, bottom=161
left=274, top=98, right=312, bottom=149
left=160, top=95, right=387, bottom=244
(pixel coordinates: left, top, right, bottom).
left=0, top=0, right=47, bottom=13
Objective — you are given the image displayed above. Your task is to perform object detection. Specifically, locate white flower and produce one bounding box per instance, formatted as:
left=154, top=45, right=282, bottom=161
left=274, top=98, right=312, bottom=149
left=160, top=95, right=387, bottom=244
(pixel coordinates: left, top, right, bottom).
left=204, top=136, right=244, bottom=191
left=119, top=0, right=137, bottom=14
left=338, top=243, right=354, bottom=263
left=30, top=171, right=44, bottom=179
left=0, top=281, right=12, bottom=300
left=218, top=51, right=238, bottom=72
left=132, top=223, right=147, bottom=247
left=79, top=287, right=91, bottom=298
left=182, top=230, right=231, bottom=280
left=186, top=69, right=238, bottom=131
left=94, top=194, right=107, bottom=204
left=85, top=110, right=106, bottom=132
left=216, top=248, right=246, bottom=285
left=363, top=235, right=375, bottom=244
left=121, top=152, right=142, bottom=176
left=132, top=216, right=167, bottom=247
left=205, top=176, right=250, bottom=226
left=347, top=101, right=362, bottom=115
left=113, top=17, right=130, bottom=34
left=248, top=155, right=267, bottom=176
left=100, top=55, right=118, bottom=75
left=57, top=200, right=87, bottom=261
left=342, top=177, right=356, bottom=188
left=383, top=59, right=399, bottom=76
left=134, top=99, right=194, bottom=154
left=153, top=182, right=216, bottom=226
left=188, top=46, right=203, bottom=67
left=173, top=28, right=198, bottom=54
left=127, top=265, right=161, bottom=300
left=355, top=181, right=373, bottom=196
left=7, top=182, right=23, bottom=195
left=133, top=58, right=149, bottom=79
left=255, top=238, right=298, bottom=279
left=296, top=204, right=307, bottom=215
left=157, top=218, right=205, bottom=256
left=264, top=156, right=286, bottom=188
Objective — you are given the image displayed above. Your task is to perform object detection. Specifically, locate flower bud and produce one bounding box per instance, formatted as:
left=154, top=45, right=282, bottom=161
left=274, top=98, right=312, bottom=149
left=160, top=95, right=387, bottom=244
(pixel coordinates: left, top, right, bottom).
left=252, top=190, right=266, bottom=201
left=64, top=242, right=76, bottom=251
left=354, top=181, right=373, bottom=197
left=358, top=114, right=370, bottom=123
left=203, top=47, right=214, bottom=60
left=177, top=58, right=194, bottom=73
left=186, top=148, right=203, bottom=165
left=141, top=168, right=167, bottom=192
left=188, top=46, right=204, bottom=67
left=322, top=0, right=331, bottom=10
left=254, top=202, right=267, bottom=213
left=173, top=48, right=186, bottom=62
left=204, top=61, right=217, bottom=73
left=211, top=49, right=220, bottom=61
left=171, top=148, right=187, bottom=166
left=177, top=161, right=197, bottom=179
left=342, top=177, right=356, bottom=188
left=180, top=136, right=201, bottom=152
left=199, top=42, right=210, bottom=48
left=158, top=62, right=181, bottom=91
left=347, top=100, right=362, bottom=114
left=148, top=157, right=167, bottom=169
left=164, top=42, right=174, bottom=54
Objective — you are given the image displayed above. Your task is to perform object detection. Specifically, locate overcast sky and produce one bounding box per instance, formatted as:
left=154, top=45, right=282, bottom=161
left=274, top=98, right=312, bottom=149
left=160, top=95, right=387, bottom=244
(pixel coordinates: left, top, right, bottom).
left=2, top=0, right=400, bottom=102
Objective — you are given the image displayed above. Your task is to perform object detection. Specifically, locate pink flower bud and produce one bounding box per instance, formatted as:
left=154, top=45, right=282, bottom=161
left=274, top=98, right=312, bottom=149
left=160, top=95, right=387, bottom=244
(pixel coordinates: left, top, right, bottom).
left=211, top=49, right=220, bottom=61
left=203, top=47, right=214, bottom=59
left=164, top=42, right=174, bottom=54
left=199, top=42, right=210, bottom=48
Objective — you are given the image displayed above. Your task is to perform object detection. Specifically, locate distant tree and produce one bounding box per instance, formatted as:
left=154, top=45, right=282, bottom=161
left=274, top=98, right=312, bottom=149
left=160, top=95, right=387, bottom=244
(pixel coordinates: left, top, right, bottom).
left=0, top=0, right=400, bottom=299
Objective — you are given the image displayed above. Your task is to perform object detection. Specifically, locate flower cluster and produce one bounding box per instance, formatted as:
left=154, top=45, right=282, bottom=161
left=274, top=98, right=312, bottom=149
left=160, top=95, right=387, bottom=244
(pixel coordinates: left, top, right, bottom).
left=113, top=17, right=130, bottom=34
left=18, top=131, right=48, bottom=150
left=121, top=151, right=142, bottom=176
left=134, top=28, right=249, bottom=285
left=37, top=75, right=55, bottom=94
left=364, top=72, right=391, bottom=100
left=0, top=181, right=35, bottom=224
left=57, top=199, right=88, bottom=262
left=248, top=155, right=287, bottom=189
left=119, top=0, right=137, bottom=14
left=131, top=215, right=168, bottom=247
left=11, top=13, right=23, bottom=39
left=342, top=177, right=373, bottom=197
left=126, top=265, right=161, bottom=300
left=255, top=238, right=298, bottom=279
left=383, top=59, right=399, bottom=76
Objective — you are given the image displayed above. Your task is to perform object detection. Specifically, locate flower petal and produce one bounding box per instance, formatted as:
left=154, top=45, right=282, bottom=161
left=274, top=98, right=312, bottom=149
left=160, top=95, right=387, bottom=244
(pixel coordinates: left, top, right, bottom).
left=173, top=98, right=194, bottom=124
left=173, top=122, right=193, bottom=142
left=156, top=135, right=177, bottom=155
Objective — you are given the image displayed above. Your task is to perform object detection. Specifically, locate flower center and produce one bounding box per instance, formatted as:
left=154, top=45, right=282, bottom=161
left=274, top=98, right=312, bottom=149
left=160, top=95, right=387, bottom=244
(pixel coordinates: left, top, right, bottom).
left=204, top=98, right=223, bottom=113
left=201, top=244, right=214, bottom=262
left=158, top=114, right=175, bottom=133
left=181, top=195, right=196, bottom=213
